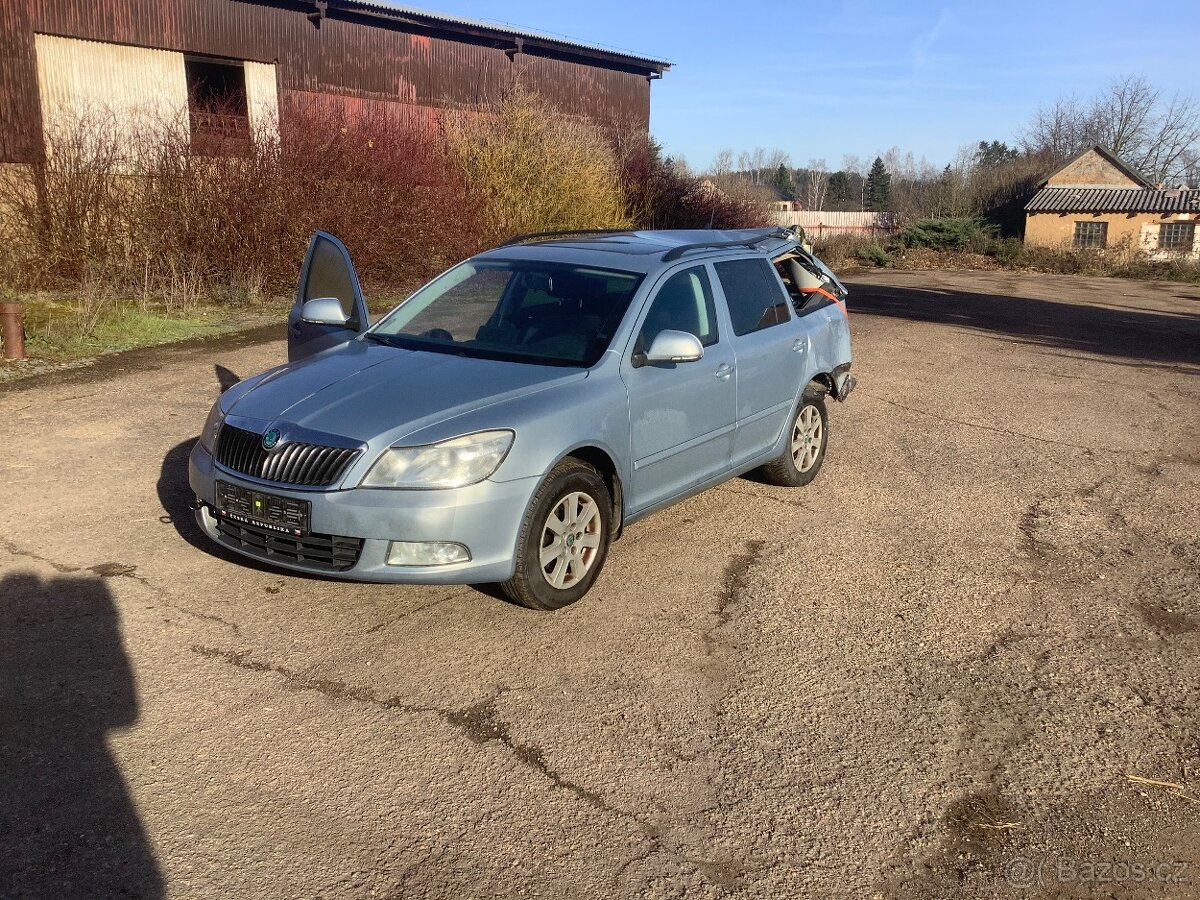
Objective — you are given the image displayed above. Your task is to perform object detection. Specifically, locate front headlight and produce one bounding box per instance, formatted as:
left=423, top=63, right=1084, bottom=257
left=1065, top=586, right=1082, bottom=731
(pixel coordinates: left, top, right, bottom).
left=199, top=400, right=225, bottom=453
left=361, top=430, right=514, bottom=489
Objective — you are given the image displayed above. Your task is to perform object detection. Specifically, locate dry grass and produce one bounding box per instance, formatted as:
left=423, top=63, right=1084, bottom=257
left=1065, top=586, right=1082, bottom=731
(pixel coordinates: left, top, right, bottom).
left=814, top=230, right=1200, bottom=283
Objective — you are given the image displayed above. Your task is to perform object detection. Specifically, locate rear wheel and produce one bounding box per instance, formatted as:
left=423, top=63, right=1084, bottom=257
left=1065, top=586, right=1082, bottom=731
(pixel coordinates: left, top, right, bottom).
left=761, top=393, right=828, bottom=487
left=500, top=458, right=613, bottom=610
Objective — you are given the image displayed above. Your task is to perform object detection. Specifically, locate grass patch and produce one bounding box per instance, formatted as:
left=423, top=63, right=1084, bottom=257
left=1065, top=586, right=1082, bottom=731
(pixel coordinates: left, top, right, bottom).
left=13, top=292, right=276, bottom=362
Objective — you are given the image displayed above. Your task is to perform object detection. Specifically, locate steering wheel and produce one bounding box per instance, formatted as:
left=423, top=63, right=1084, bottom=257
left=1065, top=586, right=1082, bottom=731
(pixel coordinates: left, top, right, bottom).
left=421, top=328, right=453, bottom=341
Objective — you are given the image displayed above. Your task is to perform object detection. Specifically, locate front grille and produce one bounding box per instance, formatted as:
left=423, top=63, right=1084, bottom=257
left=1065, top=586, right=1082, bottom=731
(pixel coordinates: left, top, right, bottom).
left=214, top=514, right=364, bottom=572
left=215, top=424, right=360, bottom=487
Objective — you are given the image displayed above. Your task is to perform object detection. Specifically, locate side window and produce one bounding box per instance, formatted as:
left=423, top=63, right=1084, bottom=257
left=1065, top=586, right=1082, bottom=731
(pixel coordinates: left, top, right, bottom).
left=714, top=258, right=791, bottom=336
left=303, top=235, right=360, bottom=328
left=639, top=266, right=720, bottom=349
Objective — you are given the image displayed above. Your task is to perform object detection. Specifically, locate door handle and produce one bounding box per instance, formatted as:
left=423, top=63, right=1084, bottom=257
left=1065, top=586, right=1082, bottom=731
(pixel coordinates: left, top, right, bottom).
left=792, top=339, right=805, bottom=353
left=715, top=363, right=734, bottom=380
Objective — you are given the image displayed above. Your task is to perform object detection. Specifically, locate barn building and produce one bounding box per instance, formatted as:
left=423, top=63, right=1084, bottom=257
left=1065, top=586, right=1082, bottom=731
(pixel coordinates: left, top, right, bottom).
left=1024, top=145, right=1200, bottom=258
left=0, top=0, right=670, bottom=163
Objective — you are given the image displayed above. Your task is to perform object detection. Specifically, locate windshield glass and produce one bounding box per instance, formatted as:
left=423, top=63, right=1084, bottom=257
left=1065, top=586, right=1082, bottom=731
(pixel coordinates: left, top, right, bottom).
left=369, top=260, right=644, bottom=367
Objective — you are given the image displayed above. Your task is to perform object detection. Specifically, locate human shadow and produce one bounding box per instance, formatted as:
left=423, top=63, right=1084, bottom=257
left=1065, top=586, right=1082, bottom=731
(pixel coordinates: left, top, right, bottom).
left=845, top=279, right=1200, bottom=370
left=0, top=572, right=164, bottom=898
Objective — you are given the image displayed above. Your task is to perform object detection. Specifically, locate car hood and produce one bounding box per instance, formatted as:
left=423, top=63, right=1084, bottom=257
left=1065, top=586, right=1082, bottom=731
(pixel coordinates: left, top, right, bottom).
left=226, top=340, right=585, bottom=443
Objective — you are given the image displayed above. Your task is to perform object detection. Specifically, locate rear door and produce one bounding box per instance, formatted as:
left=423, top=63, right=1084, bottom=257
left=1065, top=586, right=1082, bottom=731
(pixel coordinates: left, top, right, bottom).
left=712, top=256, right=810, bottom=467
left=287, top=231, right=370, bottom=362
left=621, top=264, right=737, bottom=514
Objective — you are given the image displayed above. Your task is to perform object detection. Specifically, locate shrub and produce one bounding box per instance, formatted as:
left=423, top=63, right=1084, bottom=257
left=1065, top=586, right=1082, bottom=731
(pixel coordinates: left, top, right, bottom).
left=445, top=89, right=631, bottom=244
left=858, top=243, right=895, bottom=268
left=616, top=133, right=770, bottom=230
left=898, top=217, right=997, bottom=252
left=0, top=103, right=485, bottom=308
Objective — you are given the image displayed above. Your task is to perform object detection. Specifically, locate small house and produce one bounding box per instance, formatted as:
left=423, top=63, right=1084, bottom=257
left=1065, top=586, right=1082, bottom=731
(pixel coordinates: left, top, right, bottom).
left=1024, top=146, right=1199, bottom=257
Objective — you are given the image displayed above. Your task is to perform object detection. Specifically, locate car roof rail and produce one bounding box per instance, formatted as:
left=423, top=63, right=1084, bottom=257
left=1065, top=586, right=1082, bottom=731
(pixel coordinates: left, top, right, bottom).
left=499, top=228, right=636, bottom=247
left=660, top=228, right=794, bottom=262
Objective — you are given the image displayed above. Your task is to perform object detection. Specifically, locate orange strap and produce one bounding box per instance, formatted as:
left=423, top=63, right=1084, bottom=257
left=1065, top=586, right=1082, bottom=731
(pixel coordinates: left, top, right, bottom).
left=798, top=286, right=848, bottom=316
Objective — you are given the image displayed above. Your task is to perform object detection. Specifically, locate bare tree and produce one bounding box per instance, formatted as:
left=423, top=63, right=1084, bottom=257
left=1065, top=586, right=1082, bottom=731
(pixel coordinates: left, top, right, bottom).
left=1139, top=92, right=1200, bottom=186
left=765, top=147, right=792, bottom=173
left=805, top=158, right=829, bottom=210
left=1021, top=75, right=1200, bottom=184
left=710, top=148, right=734, bottom=178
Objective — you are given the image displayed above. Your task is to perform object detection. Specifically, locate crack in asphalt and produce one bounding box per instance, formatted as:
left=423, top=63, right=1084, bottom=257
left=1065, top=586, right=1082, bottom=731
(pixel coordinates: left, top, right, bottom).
left=0, top=536, right=240, bottom=632
left=715, top=484, right=811, bottom=511
left=189, top=645, right=649, bottom=828
left=364, top=591, right=465, bottom=633
left=0, top=537, right=81, bottom=573
left=861, top=391, right=1124, bottom=453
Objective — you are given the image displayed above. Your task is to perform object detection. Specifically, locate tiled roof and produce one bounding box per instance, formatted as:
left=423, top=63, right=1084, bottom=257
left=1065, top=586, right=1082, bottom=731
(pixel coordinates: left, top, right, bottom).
left=1026, top=187, right=1200, bottom=213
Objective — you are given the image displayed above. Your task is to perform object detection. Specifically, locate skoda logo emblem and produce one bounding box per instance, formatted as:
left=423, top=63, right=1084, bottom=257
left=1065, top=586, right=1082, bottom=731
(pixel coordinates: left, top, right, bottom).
left=262, top=428, right=282, bottom=451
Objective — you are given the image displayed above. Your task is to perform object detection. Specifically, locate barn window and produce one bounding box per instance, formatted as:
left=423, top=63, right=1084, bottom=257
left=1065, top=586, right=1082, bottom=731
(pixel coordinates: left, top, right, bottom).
left=1073, top=221, right=1107, bottom=249
left=185, top=57, right=250, bottom=154
left=1159, top=222, right=1196, bottom=251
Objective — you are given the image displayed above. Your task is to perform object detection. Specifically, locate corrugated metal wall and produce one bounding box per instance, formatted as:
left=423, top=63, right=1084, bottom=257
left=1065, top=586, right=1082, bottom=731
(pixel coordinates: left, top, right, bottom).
left=0, top=0, right=653, bottom=162
left=35, top=34, right=189, bottom=149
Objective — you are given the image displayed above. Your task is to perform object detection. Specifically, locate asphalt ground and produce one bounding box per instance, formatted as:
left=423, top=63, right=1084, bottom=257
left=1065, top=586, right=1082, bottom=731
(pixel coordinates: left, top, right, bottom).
left=1, top=269, right=1198, bottom=899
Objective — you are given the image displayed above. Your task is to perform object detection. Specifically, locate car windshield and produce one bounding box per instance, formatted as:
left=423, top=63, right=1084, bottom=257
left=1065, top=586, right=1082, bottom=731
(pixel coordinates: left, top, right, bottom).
left=367, top=260, right=645, bottom=367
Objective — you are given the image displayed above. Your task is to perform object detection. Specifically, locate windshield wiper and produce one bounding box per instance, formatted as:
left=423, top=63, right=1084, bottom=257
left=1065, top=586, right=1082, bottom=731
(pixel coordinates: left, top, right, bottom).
left=362, top=332, right=403, bottom=347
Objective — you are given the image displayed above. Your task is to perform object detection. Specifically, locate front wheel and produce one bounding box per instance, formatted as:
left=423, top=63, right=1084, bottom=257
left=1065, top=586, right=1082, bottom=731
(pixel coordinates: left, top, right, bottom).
left=760, top=393, right=828, bottom=487
left=500, top=458, right=613, bottom=610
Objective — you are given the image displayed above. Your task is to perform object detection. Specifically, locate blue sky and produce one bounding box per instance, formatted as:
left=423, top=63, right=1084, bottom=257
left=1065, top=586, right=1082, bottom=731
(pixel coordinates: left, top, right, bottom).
left=423, top=1, right=1200, bottom=172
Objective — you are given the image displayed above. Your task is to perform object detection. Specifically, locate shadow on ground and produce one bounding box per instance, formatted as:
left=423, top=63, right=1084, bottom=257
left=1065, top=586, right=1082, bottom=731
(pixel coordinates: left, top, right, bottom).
left=846, top=279, right=1200, bottom=370
left=0, top=572, right=164, bottom=899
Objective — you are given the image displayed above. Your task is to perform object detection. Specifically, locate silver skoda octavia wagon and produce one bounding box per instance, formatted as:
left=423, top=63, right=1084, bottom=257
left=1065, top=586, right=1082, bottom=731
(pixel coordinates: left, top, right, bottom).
left=190, top=228, right=855, bottom=609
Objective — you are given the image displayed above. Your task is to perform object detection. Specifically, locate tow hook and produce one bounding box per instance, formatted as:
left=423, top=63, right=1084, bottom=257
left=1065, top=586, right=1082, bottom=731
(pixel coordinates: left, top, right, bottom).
left=190, top=497, right=204, bottom=512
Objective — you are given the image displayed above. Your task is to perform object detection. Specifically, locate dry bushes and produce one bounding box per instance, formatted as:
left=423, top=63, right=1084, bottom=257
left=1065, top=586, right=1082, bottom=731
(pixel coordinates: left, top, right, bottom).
left=0, top=90, right=771, bottom=312
left=617, top=133, right=771, bottom=230
left=445, top=90, right=631, bottom=243
left=0, top=103, right=483, bottom=308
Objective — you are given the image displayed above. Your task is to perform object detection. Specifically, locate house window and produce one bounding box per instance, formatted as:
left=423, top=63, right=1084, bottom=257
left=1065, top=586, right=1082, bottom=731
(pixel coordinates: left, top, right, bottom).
left=1160, top=222, right=1196, bottom=251
left=185, top=57, right=250, bottom=154
left=1073, top=221, right=1107, bottom=249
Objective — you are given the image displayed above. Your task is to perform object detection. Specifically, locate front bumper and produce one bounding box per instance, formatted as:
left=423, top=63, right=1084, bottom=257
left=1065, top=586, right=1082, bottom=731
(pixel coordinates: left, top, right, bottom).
left=189, top=442, right=538, bottom=583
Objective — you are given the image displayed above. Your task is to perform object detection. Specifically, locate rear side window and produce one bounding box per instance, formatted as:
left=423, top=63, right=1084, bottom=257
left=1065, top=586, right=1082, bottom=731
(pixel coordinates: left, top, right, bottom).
left=714, top=258, right=791, bottom=336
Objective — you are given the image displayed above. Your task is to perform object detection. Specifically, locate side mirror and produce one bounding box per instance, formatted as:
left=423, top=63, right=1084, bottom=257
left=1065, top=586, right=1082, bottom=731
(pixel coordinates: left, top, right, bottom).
left=299, top=297, right=350, bottom=326
left=642, top=329, right=704, bottom=365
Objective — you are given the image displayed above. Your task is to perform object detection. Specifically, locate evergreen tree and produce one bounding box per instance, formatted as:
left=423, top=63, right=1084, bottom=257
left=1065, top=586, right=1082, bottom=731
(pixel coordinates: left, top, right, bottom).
left=827, top=171, right=851, bottom=206
left=864, top=157, right=892, bottom=212
left=975, top=140, right=1019, bottom=168
left=770, top=163, right=795, bottom=200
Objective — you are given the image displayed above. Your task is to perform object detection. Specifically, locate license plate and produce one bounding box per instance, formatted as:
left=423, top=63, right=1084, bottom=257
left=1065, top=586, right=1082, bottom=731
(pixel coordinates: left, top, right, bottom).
left=215, top=480, right=310, bottom=536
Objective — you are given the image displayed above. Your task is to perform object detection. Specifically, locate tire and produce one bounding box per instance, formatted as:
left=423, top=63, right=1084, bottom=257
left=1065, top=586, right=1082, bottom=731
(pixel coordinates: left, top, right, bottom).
left=500, top=458, right=613, bottom=610
left=760, top=392, right=829, bottom=487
